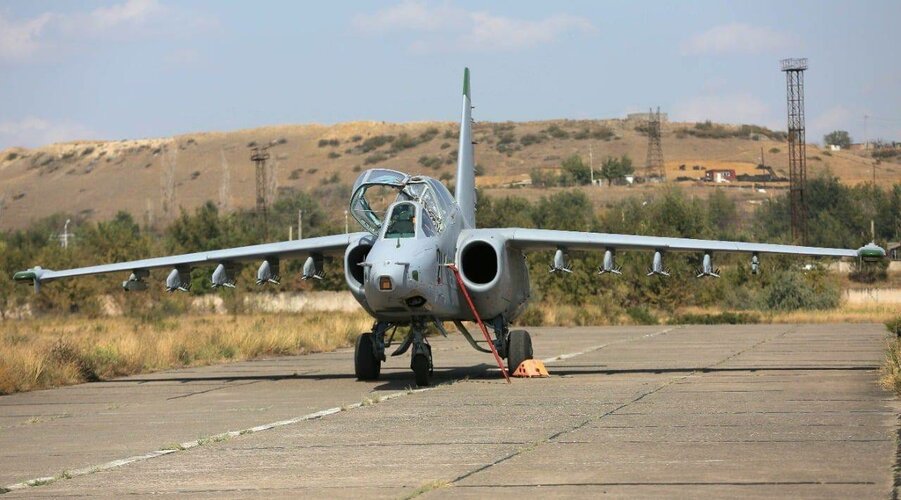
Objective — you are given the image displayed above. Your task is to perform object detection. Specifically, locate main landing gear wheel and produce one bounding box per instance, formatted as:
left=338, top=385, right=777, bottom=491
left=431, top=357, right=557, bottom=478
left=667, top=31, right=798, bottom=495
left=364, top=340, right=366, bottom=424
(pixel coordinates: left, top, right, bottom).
left=507, top=330, right=533, bottom=374
left=355, top=332, right=381, bottom=380
left=411, top=344, right=432, bottom=387
left=411, top=354, right=430, bottom=387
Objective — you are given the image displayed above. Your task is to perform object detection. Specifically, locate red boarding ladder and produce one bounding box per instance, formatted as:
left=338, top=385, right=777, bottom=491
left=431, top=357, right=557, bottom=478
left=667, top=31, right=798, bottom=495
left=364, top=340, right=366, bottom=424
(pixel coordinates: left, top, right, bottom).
left=445, top=263, right=511, bottom=383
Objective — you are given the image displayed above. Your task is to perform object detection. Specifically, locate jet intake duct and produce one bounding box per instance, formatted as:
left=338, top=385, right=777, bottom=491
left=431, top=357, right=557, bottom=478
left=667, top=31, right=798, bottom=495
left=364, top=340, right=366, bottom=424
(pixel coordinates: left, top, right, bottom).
left=459, top=240, right=499, bottom=287
left=456, top=233, right=529, bottom=321
left=344, top=235, right=375, bottom=312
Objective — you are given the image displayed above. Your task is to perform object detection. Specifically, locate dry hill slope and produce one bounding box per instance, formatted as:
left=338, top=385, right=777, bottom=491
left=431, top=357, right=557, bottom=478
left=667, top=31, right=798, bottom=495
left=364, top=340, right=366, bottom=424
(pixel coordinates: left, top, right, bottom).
left=0, top=119, right=895, bottom=231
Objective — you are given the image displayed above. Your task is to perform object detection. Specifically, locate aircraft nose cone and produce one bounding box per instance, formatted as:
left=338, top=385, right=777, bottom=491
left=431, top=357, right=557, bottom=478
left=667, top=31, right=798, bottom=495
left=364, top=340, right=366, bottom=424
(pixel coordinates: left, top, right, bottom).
left=364, top=249, right=434, bottom=312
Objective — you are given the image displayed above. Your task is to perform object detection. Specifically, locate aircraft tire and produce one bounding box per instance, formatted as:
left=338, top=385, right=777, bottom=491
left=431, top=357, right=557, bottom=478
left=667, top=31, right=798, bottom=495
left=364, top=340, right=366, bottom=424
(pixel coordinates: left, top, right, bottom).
left=411, top=354, right=430, bottom=387
left=507, top=330, right=533, bottom=373
left=354, top=333, right=381, bottom=380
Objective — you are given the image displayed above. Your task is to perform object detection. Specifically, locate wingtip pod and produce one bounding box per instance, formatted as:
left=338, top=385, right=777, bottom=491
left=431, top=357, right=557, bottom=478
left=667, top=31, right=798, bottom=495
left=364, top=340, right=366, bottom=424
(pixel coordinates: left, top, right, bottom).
left=13, top=266, right=47, bottom=294
left=857, top=243, right=886, bottom=263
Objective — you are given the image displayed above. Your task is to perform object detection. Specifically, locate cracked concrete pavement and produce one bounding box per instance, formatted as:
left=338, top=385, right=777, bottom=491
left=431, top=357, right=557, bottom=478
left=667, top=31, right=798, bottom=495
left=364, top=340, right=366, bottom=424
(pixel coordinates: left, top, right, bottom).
left=0, top=323, right=896, bottom=498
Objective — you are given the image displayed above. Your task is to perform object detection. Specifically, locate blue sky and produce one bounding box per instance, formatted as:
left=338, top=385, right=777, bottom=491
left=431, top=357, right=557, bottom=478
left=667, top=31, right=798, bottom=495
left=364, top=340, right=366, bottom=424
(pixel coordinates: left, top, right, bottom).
left=1, top=0, right=899, bottom=150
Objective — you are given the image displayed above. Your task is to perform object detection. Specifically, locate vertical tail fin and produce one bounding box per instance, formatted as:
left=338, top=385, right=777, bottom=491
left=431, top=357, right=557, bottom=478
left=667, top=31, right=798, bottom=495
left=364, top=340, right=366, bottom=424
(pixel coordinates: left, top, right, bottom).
left=455, top=67, right=476, bottom=228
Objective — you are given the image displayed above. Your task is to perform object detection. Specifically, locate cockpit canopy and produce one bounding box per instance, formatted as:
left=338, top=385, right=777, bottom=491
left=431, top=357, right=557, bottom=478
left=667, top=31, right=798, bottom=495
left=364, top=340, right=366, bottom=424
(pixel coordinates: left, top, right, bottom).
left=350, top=168, right=455, bottom=236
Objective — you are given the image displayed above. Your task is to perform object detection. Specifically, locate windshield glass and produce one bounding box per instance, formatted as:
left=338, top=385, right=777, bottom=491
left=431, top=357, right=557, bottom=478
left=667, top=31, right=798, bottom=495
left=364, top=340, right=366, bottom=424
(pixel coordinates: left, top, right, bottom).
left=349, top=169, right=450, bottom=235
left=384, top=203, right=417, bottom=239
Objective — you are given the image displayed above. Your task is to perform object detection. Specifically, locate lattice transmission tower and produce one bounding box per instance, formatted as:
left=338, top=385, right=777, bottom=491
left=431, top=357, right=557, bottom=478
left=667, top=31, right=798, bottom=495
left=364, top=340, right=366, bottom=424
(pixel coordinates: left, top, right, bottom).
left=250, top=145, right=271, bottom=238
left=644, top=107, right=665, bottom=181
left=781, top=58, right=808, bottom=244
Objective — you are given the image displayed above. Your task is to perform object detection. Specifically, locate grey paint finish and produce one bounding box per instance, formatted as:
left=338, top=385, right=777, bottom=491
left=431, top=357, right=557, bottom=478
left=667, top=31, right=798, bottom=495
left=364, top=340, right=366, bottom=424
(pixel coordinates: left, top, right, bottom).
left=27, top=233, right=365, bottom=282
left=501, top=227, right=859, bottom=257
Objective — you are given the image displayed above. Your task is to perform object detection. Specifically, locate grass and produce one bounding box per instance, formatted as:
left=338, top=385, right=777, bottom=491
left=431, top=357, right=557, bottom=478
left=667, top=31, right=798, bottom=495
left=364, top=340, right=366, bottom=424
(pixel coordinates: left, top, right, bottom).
left=403, top=480, right=450, bottom=499
left=880, top=316, right=901, bottom=394
left=0, top=312, right=371, bottom=395
left=516, top=302, right=899, bottom=327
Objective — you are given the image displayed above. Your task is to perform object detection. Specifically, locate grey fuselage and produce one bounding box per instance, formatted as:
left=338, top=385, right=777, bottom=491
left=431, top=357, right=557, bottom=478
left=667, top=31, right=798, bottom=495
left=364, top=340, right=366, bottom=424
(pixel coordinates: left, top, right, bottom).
left=343, top=177, right=530, bottom=324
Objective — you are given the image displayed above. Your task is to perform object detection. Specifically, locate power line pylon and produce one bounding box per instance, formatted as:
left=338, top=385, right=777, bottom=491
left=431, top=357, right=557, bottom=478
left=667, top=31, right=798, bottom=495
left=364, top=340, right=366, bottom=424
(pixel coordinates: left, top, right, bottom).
left=645, top=107, right=665, bottom=181
left=250, top=145, right=271, bottom=238
left=781, top=58, right=808, bottom=244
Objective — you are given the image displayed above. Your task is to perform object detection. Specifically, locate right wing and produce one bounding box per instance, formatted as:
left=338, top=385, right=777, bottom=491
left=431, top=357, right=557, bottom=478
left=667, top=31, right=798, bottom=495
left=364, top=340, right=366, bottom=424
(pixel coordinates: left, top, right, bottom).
left=14, top=232, right=370, bottom=292
left=497, top=228, right=865, bottom=257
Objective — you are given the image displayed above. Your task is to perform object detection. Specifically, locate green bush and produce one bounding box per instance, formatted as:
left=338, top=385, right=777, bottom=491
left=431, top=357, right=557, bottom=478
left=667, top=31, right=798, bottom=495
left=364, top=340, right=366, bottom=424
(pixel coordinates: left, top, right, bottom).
left=545, top=125, right=569, bottom=139
left=358, top=135, right=394, bottom=153
left=591, top=126, right=614, bottom=141
left=389, top=133, right=418, bottom=153
left=757, top=270, right=840, bottom=311
left=417, top=156, right=443, bottom=169
left=364, top=153, right=388, bottom=165
left=887, top=317, right=901, bottom=337
left=669, top=312, right=760, bottom=325
left=626, top=306, right=657, bottom=325
left=519, top=133, right=545, bottom=146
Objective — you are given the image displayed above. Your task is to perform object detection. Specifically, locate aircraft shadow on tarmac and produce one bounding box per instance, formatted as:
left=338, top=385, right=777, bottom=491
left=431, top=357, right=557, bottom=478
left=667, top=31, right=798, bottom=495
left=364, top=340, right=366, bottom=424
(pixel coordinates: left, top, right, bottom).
left=95, top=364, right=878, bottom=391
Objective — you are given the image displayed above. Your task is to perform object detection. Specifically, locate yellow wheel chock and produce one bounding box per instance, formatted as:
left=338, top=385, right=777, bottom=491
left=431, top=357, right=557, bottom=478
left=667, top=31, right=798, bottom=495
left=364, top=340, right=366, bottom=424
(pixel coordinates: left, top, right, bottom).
left=512, top=359, right=549, bottom=378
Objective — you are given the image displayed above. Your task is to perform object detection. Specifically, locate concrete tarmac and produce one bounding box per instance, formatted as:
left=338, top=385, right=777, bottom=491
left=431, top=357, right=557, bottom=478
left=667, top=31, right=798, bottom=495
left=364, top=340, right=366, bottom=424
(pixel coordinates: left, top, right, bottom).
left=0, top=323, right=896, bottom=498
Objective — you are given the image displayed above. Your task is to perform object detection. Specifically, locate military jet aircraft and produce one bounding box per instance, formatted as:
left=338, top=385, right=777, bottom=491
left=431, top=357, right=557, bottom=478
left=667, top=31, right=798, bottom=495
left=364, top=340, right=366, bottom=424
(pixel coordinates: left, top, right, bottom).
left=14, top=69, right=886, bottom=385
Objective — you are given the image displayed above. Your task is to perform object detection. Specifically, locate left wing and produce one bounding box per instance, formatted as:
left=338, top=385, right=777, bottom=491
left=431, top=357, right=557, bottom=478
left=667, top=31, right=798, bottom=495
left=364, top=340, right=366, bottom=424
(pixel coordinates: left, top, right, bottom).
left=14, top=232, right=370, bottom=292
left=462, top=228, right=883, bottom=274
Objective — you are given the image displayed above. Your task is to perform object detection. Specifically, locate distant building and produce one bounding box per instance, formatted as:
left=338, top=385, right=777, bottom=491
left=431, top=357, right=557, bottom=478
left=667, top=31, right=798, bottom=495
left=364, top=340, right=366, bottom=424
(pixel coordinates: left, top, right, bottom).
left=704, top=169, right=736, bottom=183
left=888, top=242, right=901, bottom=261
left=626, top=112, right=668, bottom=123
left=828, top=144, right=842, bottom=151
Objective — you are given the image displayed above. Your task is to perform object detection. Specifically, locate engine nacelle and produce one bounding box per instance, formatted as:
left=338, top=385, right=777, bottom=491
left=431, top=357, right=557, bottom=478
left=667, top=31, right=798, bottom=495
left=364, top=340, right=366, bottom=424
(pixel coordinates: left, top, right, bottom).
left=344, top=234, right=376, bottom=314
left=455, top=231, right=529, bottom=321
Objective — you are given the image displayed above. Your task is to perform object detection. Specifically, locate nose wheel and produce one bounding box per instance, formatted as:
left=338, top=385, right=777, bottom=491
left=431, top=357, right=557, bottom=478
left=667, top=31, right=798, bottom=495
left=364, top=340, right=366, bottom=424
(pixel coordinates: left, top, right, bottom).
left=411, top=344, right=432, bottom=387
left=354, top=332, right=381, bottom=380
left=506, top=330, right=533, bottom=374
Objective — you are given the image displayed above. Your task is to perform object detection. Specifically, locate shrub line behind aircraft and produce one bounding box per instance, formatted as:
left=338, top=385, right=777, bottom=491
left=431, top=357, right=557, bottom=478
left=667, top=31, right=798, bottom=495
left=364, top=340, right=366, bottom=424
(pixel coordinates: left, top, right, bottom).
left=14, top=69, right=886, bottom=385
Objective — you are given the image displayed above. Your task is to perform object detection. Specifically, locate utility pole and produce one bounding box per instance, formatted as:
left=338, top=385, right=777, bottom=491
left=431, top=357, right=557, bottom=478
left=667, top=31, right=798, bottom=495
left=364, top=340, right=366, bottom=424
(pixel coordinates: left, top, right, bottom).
left=864, top=114, right=869, bottom=150
left=61, top=219, right=71, bottom=249
left=297, top=209, right=303, bottom=240
left=760, top=146, right=766, bottom=189
left=589, top=143, right=595, bottom=186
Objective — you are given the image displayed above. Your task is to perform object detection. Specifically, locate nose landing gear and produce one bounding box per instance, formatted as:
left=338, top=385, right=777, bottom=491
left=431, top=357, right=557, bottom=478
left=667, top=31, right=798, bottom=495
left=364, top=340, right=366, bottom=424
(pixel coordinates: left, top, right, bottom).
left=407, top=318, right=433, bottom=386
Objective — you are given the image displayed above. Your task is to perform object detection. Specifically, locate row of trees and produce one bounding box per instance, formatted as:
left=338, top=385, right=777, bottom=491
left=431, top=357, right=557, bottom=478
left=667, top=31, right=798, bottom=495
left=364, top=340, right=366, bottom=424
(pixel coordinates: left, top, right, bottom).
left=1, top=175, right=898, bottom=318
left=530, top=154, right=635, bottom=187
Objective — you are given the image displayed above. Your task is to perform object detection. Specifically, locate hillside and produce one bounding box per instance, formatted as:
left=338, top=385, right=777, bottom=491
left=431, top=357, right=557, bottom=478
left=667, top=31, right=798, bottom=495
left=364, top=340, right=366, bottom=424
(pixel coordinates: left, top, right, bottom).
left=0, top=118, right=896, bottom=231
